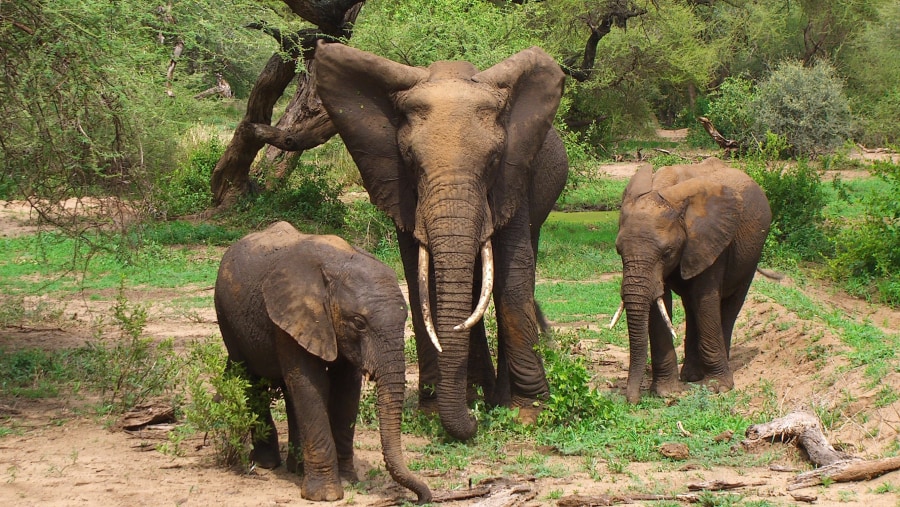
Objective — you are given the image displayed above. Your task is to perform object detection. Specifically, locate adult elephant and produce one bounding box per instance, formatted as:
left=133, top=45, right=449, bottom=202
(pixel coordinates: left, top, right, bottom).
left=315, top=42, right=568, bottom=440
left=612, top=158, right=771, bottom=403
left=215, top=222, right=430, bottom=503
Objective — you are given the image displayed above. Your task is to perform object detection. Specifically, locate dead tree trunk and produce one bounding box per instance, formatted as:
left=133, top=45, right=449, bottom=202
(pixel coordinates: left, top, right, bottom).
left=209, top=0, right=364, bottom=209
left=742, top=411, right=900, bottom=490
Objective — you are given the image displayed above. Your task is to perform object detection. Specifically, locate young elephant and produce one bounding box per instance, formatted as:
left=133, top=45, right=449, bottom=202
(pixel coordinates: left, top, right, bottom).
left=214, top=221, right=431, bottom=503
left=612, top=158, right=771, bottom=403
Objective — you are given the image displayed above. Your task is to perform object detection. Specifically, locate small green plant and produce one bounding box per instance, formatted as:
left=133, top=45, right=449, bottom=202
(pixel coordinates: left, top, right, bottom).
left=539, top=335, right=620, bottom=429
left=87, top=281, right=179, bottom=413
left=164, top=338, right=270, bottom=470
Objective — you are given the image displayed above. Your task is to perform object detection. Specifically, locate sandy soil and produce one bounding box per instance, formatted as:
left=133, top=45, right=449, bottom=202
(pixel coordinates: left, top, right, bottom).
left=2, top=160, right=900, bottom=506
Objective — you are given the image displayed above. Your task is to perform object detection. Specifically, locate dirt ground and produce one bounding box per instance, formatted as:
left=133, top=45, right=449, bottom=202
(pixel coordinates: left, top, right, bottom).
left=2, top=156, right=900, bottom=506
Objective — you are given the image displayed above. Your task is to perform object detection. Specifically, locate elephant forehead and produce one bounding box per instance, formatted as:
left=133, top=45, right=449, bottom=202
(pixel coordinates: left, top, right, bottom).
left=427, top=60, right=479, bottom=80
left=400, top=81, right=501, bottom=112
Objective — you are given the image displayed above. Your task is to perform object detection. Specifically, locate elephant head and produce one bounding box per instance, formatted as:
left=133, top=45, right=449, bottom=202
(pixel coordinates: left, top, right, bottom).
left=315, top=43, right=564, bottom=439
left=614, top=161, right=742, bottom=403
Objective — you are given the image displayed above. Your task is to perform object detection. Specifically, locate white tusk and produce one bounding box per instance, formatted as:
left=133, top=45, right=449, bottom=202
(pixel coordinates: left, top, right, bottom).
left=418, top=244, right=442, bottom=353
left=608, top=301, right=624, bottom=329
left=454, top=240, right=494, bottom=331
left=657, top=297, right=677, bottom=339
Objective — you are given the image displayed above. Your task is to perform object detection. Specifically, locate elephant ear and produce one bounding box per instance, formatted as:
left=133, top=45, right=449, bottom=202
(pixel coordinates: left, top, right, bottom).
left=658, top=179, right=742, bottom=280
left=315, top=41, right=428, bottom=231
left=473, top=46, right=565, bottom=228
left=262, top=261, right=337, bottom=362
left=621, top=163, right=654, bottom=205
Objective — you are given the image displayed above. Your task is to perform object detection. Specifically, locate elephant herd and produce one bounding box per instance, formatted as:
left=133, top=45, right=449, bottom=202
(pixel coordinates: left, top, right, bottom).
left=212, top=43, right=772, bottom=502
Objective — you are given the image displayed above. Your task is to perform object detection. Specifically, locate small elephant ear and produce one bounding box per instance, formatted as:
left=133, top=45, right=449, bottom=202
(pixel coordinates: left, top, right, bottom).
left=314, top=42, right=428, bottom=231
left=473, top=47, right=565, bottom=228
left=621, top=163, right=654, bottom=205
left=262, top=263, right=338, bottom=362
left=659, top=179, right=742, bottom=280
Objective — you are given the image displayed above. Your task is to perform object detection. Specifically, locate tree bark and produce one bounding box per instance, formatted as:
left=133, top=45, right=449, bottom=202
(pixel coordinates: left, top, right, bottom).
left=209, top=1, right=363, bottom=209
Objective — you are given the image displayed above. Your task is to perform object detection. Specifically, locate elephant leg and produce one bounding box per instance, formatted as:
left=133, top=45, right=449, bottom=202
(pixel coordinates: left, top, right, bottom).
left=686, top=271, right=733, bottom=392
left=720, top=276, right=754, bottom=356
left=680, top=297, right=704, bottom=383
left=275, top=332, right=343, bottom=502
left=649, top=290, right=682, bottom=398
left=468, top=259, right=497, bottom=405
left=328, top=358, right=361, bottom=483
left=225, top=358, right=281, bottom=469
left=284, top=395, right=302, bottom=474
left=397, top=229, right=439, bottom=414
left=467, top=319, right=496, bottom=405
left=492, top=213, right=548, bottom=422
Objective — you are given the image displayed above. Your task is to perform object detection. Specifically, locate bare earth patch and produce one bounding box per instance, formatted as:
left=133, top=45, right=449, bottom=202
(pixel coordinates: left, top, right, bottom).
left=2, top=188, right=900, bottom=505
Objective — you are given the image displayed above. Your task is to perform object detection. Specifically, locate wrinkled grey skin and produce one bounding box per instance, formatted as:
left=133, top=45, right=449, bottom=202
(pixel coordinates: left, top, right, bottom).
left=315, top=42, right=568, bottom=441
left=616, top=158, right=772, bottom=403
left=214, top=221, right=430, bottom=503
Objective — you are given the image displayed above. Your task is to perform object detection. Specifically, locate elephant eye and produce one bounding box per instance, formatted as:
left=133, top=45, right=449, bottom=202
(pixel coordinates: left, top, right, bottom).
left=351, top=316, right=367, bottom=331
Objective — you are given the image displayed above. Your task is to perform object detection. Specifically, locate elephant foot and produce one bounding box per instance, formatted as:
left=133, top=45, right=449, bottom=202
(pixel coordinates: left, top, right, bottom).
left=338, top=457, right=358, bottom=484
left=250, top=445, right=282, bottom=470
left=301, top=475, right=344, bottom=502
left=651, top=379, right=685, bottom=399
left=702, top=376, right=734, bottom=394
left=680, top=362, right=704, bottom=383
left=513, top=402, right=543, bottom=426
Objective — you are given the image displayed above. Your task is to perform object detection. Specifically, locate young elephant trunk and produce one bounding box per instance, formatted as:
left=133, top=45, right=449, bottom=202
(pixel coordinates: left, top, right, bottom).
left=374, top=364, right=431, bottom=503
left=622, top=259, right=654, bottom=404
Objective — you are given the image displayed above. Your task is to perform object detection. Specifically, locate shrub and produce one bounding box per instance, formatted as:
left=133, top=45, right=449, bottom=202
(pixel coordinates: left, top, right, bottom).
left=826, top=160, right=900, bottom=305
left=746, top=157, right=828, bottom=262
left=86, top=283, right=180, bottom=413
left=163, top=338, right=270, bottom=470
left=751, top=60, right=854, bottom=158
left=704, top=76, right=756, bottom=147
left=156, top=138, right=224, bottom=218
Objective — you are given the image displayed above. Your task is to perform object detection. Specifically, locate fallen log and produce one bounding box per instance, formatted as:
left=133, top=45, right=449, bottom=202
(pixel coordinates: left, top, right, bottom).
left=743, top=411, right=900, bottom=489
left=787, top=456, right=900, bottom=490
left=742, top=410, right=852, bottom=466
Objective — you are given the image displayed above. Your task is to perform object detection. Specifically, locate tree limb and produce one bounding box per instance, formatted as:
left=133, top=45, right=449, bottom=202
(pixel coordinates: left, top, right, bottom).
left=563, top=1, right=648, bottom=82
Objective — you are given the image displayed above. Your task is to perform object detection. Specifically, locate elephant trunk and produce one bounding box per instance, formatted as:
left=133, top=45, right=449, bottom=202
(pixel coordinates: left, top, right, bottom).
left=419, top=181, right=486, bottom=441
left=374, top=361, right=432, bottom=504
left=621, top=258, right=654, bottom=404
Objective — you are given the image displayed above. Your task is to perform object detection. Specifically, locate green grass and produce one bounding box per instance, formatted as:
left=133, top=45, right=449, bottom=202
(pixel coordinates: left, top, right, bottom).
left=0, top=231, right=221, bottom=296
left=754, top=279, right=899, bottom=385
left=538, top=212, right=620, bottom=280
left=557, top=178, right=627, bottom=211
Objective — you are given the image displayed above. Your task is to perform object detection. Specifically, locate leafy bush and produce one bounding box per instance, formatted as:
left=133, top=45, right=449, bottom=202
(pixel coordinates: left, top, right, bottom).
left=745, top=157, right=828, bottom=262
left=156, top=138, right=224, bottom=218
left=704, top=76, right=756, bottom=147
left=539, top=334, right=620, bottom=429
left=826, top=161, right=900, bottom=305
left=751, top=60, right=854, bottom=158
left=344, top=200, right=396, bottom=253
left=164, top=338, right=270, bottom=470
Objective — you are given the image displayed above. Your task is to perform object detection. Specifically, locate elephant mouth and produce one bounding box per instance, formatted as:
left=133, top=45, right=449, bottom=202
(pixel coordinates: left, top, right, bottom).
left=417, top=240, right=495, bottom=352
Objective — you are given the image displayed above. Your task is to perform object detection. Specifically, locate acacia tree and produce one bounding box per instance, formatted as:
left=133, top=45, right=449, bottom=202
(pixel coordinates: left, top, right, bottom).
left=209, top=0, right=363, bottom=208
